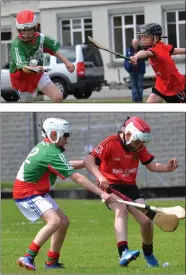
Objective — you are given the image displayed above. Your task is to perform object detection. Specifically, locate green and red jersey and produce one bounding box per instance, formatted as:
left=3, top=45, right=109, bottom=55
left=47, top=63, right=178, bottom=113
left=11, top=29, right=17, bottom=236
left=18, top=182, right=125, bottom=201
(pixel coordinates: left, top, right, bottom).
left=10, top=32, right=61, bottom=92
left=13, top=138, right=75, bottom=199
left=90, top=133, right=154, bottom=185
left=148, top=41, right=185, bottom=96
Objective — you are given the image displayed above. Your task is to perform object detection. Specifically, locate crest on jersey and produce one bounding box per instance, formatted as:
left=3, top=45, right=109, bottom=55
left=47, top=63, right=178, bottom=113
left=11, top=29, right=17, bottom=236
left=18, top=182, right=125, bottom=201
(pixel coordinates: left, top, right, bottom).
left=95, top=145, right=103, bottom=154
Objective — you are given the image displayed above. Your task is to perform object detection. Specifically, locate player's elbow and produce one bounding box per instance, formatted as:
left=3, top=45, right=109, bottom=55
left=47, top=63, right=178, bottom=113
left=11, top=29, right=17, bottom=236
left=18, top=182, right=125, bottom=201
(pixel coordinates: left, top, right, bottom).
left=83, top=155, right=94, bottom=168
left=146, top=163, right=156, bottom=172
left=70, top=172, right=84, bottom=183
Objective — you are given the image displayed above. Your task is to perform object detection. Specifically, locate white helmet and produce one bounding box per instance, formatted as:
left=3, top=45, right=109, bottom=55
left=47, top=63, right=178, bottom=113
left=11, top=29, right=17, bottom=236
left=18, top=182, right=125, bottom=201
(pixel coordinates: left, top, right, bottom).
left=42, top=118, right=71, bottom=144
left=123, top=117, right=151, bottom=145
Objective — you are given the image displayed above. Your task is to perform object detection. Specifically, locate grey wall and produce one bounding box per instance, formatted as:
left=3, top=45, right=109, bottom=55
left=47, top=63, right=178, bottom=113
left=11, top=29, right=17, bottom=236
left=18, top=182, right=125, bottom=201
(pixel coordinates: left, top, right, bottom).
left=1, top=112, right=185, bottom=187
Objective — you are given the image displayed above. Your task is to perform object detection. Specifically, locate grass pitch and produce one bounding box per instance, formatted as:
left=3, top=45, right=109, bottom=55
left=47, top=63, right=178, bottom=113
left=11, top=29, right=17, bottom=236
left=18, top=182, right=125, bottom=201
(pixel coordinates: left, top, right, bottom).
left=1, top=199, right=185, bottom=274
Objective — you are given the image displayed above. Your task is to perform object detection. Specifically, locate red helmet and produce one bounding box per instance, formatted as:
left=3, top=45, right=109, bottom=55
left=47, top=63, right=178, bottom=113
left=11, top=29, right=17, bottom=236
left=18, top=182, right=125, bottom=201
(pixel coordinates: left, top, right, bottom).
left=16, top=10, right=38, bottom=40
left=123, top=117, right=151, bottom=145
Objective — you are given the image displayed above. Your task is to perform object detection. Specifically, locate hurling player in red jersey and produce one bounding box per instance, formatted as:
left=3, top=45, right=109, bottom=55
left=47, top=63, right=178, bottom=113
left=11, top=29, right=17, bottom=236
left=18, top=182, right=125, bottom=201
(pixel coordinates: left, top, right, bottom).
left=84, top=117, right=178, bottom=267
left=130, top=23, right=186, bottom=103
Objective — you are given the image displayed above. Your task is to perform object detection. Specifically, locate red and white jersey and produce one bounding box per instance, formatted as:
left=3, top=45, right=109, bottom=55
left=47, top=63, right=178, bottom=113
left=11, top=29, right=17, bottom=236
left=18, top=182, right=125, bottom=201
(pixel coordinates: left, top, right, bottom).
left=90, top=133, right=154, bottom=185
left=148, top=41, right=185, bottom=96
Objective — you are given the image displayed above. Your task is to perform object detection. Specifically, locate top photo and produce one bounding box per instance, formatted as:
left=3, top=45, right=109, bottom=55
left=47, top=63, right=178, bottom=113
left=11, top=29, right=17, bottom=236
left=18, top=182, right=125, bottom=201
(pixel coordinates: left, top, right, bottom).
left=1, top=0, right=186, bottom=104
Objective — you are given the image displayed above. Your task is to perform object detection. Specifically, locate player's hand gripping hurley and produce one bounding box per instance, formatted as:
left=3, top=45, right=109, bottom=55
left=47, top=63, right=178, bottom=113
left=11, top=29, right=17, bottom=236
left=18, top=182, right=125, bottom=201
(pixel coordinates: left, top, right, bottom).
left=104, top=187, right=185, bottom=232
left=88, top=36, right=130, bottom=61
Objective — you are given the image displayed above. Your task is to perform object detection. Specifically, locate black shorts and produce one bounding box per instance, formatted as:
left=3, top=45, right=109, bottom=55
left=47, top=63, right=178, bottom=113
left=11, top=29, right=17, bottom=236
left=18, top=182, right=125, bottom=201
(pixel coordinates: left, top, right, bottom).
left=110, top=184, right=144, bottom=201
left=152, top=87, right=186, bottom=103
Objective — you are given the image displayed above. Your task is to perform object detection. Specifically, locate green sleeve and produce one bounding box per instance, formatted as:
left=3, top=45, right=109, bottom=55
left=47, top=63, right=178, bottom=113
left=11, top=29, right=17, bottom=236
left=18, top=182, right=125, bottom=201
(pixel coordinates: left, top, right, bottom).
left=49, top=152, right=76, bottom=179
left=44, top=35, right=61, bottom=54
left=11, top=42, right=28, bottom=69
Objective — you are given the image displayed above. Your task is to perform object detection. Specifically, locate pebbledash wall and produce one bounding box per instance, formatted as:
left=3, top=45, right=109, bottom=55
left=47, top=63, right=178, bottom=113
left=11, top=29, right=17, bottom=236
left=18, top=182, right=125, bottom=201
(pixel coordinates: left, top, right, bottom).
left=1, top=0, right=185, bottom=83
left=1, top=112, right=185, bottom=188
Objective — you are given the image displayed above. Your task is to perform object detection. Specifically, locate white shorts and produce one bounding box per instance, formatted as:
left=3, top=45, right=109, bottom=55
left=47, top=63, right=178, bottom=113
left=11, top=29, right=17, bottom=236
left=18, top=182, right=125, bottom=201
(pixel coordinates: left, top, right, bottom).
left=18, top=73, right=52, bottom=102
left=15, top=194, right=59, bottom=222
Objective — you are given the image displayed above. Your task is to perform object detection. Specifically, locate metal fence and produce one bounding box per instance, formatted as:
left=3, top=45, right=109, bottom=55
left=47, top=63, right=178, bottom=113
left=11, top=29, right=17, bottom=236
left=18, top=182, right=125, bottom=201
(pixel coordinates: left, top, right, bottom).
left=1, top=112, right=185, bottom=187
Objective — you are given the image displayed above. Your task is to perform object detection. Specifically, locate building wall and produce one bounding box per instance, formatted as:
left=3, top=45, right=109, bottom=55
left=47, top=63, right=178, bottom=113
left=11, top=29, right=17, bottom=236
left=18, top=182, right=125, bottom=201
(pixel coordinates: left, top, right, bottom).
left=1, top=113, right=185, bottom=188
left=1, top=0, right=185, bottom=82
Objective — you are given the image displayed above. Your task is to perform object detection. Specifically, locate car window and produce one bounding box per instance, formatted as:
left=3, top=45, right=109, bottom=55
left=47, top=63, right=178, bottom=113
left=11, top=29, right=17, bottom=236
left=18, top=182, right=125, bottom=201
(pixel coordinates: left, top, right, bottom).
left=56, top=47, right=76, bottom=64
left=83, top=47, right=103, bottom=67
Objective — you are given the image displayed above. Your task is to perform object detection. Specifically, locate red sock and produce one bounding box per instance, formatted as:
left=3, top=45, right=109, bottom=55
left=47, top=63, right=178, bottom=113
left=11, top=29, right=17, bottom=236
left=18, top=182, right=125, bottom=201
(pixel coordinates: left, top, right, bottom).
left=46, top=250, right=60, bottom=265
left=24, top=242, right=41, bottom=258
left=117, top=241, right=128, bottom=257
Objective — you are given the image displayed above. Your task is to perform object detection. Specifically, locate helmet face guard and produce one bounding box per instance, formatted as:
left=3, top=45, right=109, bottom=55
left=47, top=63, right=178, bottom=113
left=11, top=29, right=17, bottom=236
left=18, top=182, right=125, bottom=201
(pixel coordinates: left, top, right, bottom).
left=18, top=28, right=37, bottom=41
left=138, top=23, right=162, bottom=50
left=122, top=117, right=151, bottom=152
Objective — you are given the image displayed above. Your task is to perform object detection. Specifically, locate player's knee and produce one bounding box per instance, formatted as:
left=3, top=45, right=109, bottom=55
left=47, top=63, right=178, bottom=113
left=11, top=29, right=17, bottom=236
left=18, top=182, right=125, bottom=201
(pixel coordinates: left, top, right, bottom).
left=61, top=216, right=70, bottom=229
left=140, top=217, right=152, bottom=227
left=49, top=216, right=63, bottom=230
left=53, top=93, right=63, bottom=103
left=116, top=204, right=128, bottom=216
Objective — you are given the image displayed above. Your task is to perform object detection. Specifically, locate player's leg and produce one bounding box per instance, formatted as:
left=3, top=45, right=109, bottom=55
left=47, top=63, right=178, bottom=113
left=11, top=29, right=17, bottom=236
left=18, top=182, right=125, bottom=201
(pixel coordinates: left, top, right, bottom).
left=137, top=73, right=144, bottom=103
left=130, top=73, right=138, bottom=103
left=128, top=198, right=159, bottom=267
left=16, top=195, right=64, bottom=270
left=37, top=73, right=63, bottom=103
left=146, top=93, right=164, bottom=103
left=146, top=87, right=164, bottom=103
left=17, top=89, right=38, bottom=103
left=45, top=207, right=70, bottom=268
left=108, top=193, right=140, bottom=267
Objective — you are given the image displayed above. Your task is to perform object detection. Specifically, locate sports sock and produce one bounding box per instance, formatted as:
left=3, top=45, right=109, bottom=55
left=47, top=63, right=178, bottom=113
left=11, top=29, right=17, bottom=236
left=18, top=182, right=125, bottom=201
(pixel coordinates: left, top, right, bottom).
left=24, top=242, right=41, bottom=258
left=117, top=241, right=128, bottom=257
left=142, top=243, right=153, bottom=256
left=46, top=251, right=60, bottom=265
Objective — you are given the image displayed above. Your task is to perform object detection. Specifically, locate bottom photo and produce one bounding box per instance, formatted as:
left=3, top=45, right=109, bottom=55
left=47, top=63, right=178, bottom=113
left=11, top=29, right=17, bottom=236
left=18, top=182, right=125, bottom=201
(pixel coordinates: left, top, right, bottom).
left=1, top=112, right=185, bottom=275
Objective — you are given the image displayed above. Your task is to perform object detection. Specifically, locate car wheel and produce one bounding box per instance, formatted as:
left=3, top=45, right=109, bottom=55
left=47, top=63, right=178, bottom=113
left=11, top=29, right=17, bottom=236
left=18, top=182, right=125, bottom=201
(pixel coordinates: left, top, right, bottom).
left=73, top=89, right=92, bottom=99
left=1, top=90, right=19, bottom=102
left=52, top=78, right=68, bottom=100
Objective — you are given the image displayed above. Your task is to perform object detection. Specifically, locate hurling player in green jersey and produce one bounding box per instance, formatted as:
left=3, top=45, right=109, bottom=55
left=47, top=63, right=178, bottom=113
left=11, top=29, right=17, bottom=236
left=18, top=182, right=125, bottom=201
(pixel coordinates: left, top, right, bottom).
left=10, top=10, right=75, bottom=103
left=13, top=118, right=115, bottom=271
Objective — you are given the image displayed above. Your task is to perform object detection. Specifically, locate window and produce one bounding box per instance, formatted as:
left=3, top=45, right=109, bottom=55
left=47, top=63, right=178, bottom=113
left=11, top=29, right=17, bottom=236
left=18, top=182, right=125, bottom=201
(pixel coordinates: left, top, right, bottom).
left=112, top=14, right=144, bottom=59
left=1, top=31, right=12, bottom=67
left=56, top=47, right=76, bottom=63
left=165, top=10, right=186, bottom=48
left=83, top=47, right=103, bottom=66
left=60, top=18, right=92, bottom=46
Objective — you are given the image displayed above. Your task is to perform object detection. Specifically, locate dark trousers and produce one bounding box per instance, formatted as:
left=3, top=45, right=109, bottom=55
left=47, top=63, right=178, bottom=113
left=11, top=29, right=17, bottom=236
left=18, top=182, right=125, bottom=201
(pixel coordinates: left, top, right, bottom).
left=130, top=72, right=144, bottom=102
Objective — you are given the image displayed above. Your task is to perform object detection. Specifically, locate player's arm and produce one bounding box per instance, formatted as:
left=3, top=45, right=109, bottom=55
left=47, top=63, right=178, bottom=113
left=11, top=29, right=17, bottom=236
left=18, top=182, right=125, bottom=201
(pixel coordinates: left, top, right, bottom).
left=84, top=154, right=109, bottom=191
left=146, top=158, right=178, bottom=172
left=84, top=154, right=104, bottom=179
left=70, top=172, right=115, bottom=203
left=69, top=160, right=85, bottom=170
left=172, top=48, right=186, bottom=55
left=54, top=50, right=75, bottom=72
left=130, top=50, right=154, bottom=64
left=44, top=35, right=75, bottom=72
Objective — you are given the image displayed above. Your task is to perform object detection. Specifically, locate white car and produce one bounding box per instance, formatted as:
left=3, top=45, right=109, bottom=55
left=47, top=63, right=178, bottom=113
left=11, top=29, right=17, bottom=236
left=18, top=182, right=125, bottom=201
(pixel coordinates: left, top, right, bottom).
left=1, top=44, right=105, bottom=102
